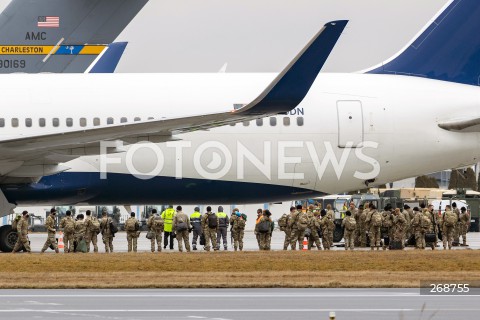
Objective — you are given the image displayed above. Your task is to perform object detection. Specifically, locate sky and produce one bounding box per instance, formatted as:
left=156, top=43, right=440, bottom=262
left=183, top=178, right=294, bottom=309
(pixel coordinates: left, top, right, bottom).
left=0, top=0, right=448, bottom=73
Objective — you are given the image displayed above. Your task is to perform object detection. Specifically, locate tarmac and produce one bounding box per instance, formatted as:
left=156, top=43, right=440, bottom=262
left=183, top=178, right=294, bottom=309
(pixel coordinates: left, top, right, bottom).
left=22, top=230, right=480, bottom=253
left=0, top=288, right=478, bottom=320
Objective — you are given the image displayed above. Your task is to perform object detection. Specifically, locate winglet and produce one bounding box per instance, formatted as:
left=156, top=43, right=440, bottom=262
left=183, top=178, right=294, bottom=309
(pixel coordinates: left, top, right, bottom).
left=238, top=20, right=348, bottom=115
left=87, top=42, right=128, bottom=73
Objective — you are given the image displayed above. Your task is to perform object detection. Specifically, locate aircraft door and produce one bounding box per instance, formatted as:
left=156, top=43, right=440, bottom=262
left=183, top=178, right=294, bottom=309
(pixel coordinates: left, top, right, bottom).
left=337, top=100, right=364, bottom=148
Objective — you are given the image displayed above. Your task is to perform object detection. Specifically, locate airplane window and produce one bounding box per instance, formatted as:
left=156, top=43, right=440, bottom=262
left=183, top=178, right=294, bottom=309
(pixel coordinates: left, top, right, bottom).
left=94, top=118, right=100, bottom=126
left=243, top=121, right=250, bottom=127
left=134, top=117, right=141, bottom=122
left=25, top=118, right=32, bottom=127
left=229, top=123, right=236, bottom=126
left=148, top=117, right=154, bottom=120
left=121, top=117, right=127, bottom=123
left=12, top=118, right=19, bottom=127
left=270, top=117, right=277, bottom=127
left=256, top=119, right=263, bottom=126
left=107, top=117, right=114, bottom=125
left=80, top=118, right=87, bottom=127
left=297, top=117, right=304, bottom=126
left=0, top=118, right=4, bottom=128
left=66, top=118, right=73, bottom=127
left=52, top=118, right=59, bottom=127
left=39, top=118, right=46, bottom=127
left=283, top=117, right=290, bottom=126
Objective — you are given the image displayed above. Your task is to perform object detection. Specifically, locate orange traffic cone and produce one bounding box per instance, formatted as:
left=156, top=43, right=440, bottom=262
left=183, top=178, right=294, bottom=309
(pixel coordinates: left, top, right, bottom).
left=58, top=231, right=64, bottom=250
left=302, top=237, right=308, bottom=251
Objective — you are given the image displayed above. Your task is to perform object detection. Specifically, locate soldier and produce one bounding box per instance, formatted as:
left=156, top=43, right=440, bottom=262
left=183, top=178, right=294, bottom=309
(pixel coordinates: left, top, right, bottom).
left=84, top=210, right=99, bottom=253
left=402, top=205, right=412, bottom=244
left=412, top=206, right=426, bottom=249
left=326, top=204, right=335, bottom=246
left=230, top=208, right=238, bottom=249
left=59, top=210, right=75, bottom=253
left=41, top=208, right=59, bottom=253
left=278, top=208, right=292, bottom=250
left=425, top=204, right=437, bottom=250
left=392, top=208, right=406, bottom=249
left=357, top=204, right=367, bottom=247
left=381, top=205, right=393, bottom=250
left=257, top=210, right=273, bottom=250
left=341, top=210, right=356, bottom=250
left=442, top=205, right=457, bottom=250
left=161, top=205, right=176, bottom=250
left=125, top=212, right=140, bottom=253
left=173, top=206, right=190, bottom=252
left=308, top=210, right=322, bottom=250
left=147, top=209, right=164, bottom=252
left=459, top=207, right=470, bottom=246
left=12, top=211, right=31, bottom=253
left=363, top=203, right=371, bottom=246
left=452, top=202, right=461, bottom=243
left=190, top=207, right=202, bottom=251
left=254, top=208, right=263, bottom=249
left=352, top=203, right=361, bottom=246
left=232, top=211, right=246, bottom=251
left=216, top=206, right=229, bottom=251
left=100, top=211, right=114, bottom=253
left=289, top=204, right=306, bottom=250
left=201, top=206, right=219, bottom=251
left=366, top=204, right=381, bottom=250
left=74, top=214, right=87, bottom=252
left=319, top=210, right=331, bottom=250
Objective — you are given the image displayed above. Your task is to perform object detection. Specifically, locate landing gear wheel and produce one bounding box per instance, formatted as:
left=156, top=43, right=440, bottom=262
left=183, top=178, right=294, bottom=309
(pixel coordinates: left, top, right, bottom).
left=0, top=225, right=17, bottom=252
left=333, top=224, right=344, bottom=243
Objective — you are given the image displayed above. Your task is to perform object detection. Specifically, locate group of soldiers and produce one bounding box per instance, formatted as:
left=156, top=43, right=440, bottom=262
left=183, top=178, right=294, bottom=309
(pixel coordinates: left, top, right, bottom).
left=10, top=201, right=470, bottom=253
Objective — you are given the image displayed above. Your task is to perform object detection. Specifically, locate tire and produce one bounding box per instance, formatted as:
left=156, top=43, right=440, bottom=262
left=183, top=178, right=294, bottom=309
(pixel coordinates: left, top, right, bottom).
left=333, top=224, right=344, bottom=243
left=0, top=225, right=17, bottom=252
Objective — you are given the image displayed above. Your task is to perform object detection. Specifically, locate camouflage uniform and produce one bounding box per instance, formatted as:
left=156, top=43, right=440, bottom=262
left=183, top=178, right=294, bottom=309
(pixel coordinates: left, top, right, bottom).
left=392, top=212, right=406, bottom=248
left=402, top=208, right=412, bottom=243
left=232, top=215, right=246, bottom=251
left=279, top=213, right=292, bottom=250
left=74, top=218, right=87, bottom=251
left=84, top=216, right=99, bottom=253
left=326, top=209, right=335, bottom=245
left=308, top=213, right=321, bottom=250
left=13, top=215, right=31, bottom=253
left=381, top=210, right=393, bottom=250
left=341, top=215, right=356, bottom=250
left=258, top=215, right=273, bottom=250
left=358, top=208, right=367, bottom=247
left=412, top=210, right=426, bottom=249
left=453, top=207, right=461, bottom=243
left=41, top=214, right=58, bottom=253
left=366, top=210, right=381, bottom=250
left=147, top=214, right=164, bottom=252
left=459, top=210, right=470, bottom=245
left=424, top=209, right=437, bottom=250
left=125, top=216, right=140, bottom=252
left=201, top=212, right=218, bottom=251
left=100, top=216, right=114, bottom=253
left=59, top=216, right=75, bottom=253
left=319, top=215, right=331, bottom=250
left=441, top=209, right=456, bottom=249
left=173, top=211, right=191, bottom=252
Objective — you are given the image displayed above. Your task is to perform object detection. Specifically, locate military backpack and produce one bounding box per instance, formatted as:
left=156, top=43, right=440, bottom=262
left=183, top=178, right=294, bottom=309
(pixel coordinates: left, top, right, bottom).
left=258, top=219, right=270, bottom=234
left=344, top=217, right=356, bottom=231
left=297, top=213, right=309, bottom=231
left=278, top=214, right=288, bottom=229
left=153, top=216, right=164, bottom=229
left=207, top=213, right=218, bottom=229
left=125, top=218, right=137, bottom=232
left=444, top=212, right=457, bottom=227
left=176, top=217, right=188, bottom=232
left=64, top=218, right=75, bottom=234
left=236, top=218, right=246, bottom=229
left=12, top=215, right=21, bottom=231
left=90, top=218, right=101, bottom=234
left=372, top=212, right=382, bottom=227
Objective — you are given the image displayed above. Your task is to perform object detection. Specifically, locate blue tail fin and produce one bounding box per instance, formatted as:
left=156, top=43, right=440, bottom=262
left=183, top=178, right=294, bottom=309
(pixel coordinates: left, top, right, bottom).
left=367, top=0, right=480, bottom=86
left=88, top=42, right=128, bottom=73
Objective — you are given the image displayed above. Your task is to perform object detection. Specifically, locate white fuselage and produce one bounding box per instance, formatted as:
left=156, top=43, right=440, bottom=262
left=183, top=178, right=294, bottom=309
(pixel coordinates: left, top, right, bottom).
left=1, top=72, right=479, bottom=204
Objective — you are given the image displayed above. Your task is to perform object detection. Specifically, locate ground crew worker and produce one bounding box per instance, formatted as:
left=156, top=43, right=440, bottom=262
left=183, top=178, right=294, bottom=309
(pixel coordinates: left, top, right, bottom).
left=319, top=210, right=331, bottom=250
left=100, top=211, right=114, bottom=253
left=392, top=208, right=406, bottom=249
left=442, top=205, right=456, bottom=250
left=41, top=208, right=59, bottom=253
left=459, top=207, right=470, bottom=246
left=74, top=214, right=87, bottom=252
left=366, top=204, right=381, bottom=250
left=341, top=210, right=356, bottom=250
left=232, top=211, right=246, bottom=251
left=216, top=206, right=229, bottom=250
left=12, top=211, right=31, bottom=253
left=190, top=207, right=202, bottom=250
left=308, top=210, right=322, bottom=250
left=147, top=209, right=164, bottom=252
left=173, top=206, right=191, bottom=252
left=59, top=210, right=75, bottom=253
left=201, top=206, right=219, bottom=251
left=254, top=208, right=262, bottom=249
left=125, top=212, right=140, bottom=253
left=258, top=210, right=273, bottom=250
left=84, top=210, right=99, bottom=253
left=161, top=205, right=176, bottom=250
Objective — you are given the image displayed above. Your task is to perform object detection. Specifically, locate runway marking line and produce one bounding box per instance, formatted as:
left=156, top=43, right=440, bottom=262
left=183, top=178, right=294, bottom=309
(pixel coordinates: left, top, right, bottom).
left=0, top=309, right=418, bottom=313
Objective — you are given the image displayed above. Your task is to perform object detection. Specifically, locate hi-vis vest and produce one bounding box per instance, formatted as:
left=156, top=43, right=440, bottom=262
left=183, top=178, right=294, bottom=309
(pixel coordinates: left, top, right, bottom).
left=216, top=212, right=228, bottom=227
left=161, top=208, right=176, bottom=232
left=190, top=211, right=202, bottom=229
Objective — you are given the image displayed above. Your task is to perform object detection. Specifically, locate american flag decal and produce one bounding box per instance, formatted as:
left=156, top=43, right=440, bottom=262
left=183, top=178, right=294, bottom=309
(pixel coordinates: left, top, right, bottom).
left=38, top=16, right=60, bottom=28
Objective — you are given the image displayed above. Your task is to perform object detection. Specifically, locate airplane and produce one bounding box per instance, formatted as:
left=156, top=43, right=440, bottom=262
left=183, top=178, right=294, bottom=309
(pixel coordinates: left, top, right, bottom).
left=0, top=0, right=479, bottom=252
left=0, top=0, right=148, bottom=73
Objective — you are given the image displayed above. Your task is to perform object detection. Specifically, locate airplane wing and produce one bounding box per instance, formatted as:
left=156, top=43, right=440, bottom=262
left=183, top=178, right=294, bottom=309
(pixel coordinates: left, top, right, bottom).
left=0, top=20, right=348, bottom=179
left=0, top=0, right=147, bottom=73
left=438, top=117, right=480, bottom=132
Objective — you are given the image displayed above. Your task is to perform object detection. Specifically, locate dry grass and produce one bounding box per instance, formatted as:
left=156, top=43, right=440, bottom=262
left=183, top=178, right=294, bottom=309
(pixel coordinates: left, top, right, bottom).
left=2, top=251, right=480, bottom=288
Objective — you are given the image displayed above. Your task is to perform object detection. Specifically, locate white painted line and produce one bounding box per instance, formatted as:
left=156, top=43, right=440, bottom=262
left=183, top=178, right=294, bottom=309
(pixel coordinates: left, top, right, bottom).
left=188, top=317, right=207, bottom=319
left=0, top=309, right=417, bottom=313
left=0, top=294, right=431, bottom=298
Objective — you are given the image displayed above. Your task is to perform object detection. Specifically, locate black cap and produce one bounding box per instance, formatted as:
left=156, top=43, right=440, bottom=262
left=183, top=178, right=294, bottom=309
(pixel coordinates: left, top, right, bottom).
left=86, top=210, right=91, bottom=216
left=177, top=205, right=182, bottom=211
left=50, top=208, right=57, bottom=214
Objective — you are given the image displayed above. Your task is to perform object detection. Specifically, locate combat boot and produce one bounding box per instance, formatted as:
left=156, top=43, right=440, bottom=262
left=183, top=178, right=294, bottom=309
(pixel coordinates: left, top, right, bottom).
left=193, top=245, right=197, bottom=251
